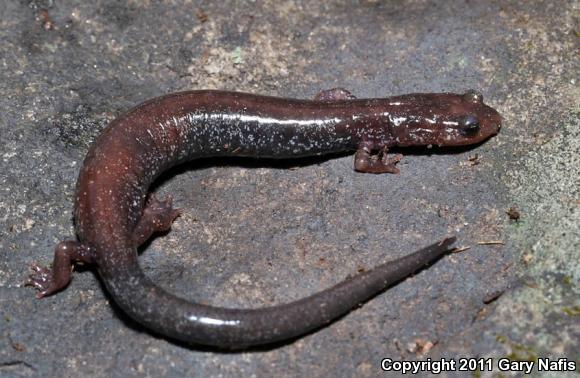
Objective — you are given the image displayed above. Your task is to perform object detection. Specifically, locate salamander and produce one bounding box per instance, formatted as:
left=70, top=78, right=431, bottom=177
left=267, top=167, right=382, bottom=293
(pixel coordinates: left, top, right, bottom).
left=28, top=88, right=501, bottom=348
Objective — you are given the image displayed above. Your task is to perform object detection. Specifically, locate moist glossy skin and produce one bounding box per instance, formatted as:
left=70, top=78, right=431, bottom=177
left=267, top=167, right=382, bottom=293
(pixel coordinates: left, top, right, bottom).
left=28, top=89, right=500, bottom=348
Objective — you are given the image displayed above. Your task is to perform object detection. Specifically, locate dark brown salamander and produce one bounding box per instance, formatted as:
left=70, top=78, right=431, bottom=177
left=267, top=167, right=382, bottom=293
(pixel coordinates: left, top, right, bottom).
left=28, top=88, right=501, bottom=348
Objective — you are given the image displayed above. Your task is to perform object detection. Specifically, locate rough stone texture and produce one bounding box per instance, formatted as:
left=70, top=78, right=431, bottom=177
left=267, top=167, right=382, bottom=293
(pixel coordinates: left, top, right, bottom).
left=0, top=0, right=577, bottom=377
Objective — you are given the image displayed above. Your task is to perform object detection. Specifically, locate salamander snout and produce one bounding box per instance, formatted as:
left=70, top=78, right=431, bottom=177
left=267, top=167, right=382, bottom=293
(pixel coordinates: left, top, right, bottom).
left=435, top=92, right=502, bottom=146
left=488, top=109, right=502, bottom=136
left=474, top=107, right=502, bottom=143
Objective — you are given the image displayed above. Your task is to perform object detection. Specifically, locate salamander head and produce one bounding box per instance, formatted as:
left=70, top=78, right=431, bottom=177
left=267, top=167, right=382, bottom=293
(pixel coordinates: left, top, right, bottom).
left=430, top=90, right=501, bottom=147
left=386, top=90, right=502, bottom=147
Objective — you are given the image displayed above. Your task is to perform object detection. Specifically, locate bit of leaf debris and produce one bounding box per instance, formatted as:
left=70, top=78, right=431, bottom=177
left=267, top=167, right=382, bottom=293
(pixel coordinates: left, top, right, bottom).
left=506, top=206, right=521, bottom=221
left=196, top=9, right=208, bottom=23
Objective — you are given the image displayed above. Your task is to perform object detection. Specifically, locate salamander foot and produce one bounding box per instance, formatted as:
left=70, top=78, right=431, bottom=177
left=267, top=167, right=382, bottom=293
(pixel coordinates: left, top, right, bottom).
left=27, top=240, right=93, bottom=298
left=354, top=145, right=403, bottom=174
left=132, top=194, right=182, bottom=246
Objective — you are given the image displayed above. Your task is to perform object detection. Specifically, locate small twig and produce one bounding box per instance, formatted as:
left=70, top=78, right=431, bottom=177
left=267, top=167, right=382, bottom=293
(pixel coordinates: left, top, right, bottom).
left=451, top=245, right=471, bottom=253
left=483, top=290, right=505, bottom=304
left=477, top=240, right=505, bottom=245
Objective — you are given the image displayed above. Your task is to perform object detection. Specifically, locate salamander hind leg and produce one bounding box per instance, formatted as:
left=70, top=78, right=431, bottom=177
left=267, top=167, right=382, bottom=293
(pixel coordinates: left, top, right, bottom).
left=132, top=194, right=182, bottom=247
left=27, top=240, right=94, bottom=298
left=354, top=144, right=403, bottom=174
left=314, top=88, right=356, bottom=101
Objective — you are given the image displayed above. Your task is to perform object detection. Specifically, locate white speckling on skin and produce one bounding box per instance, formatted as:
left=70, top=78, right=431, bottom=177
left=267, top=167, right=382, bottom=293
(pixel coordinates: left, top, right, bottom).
left=389, top=115, right=407, bottom=127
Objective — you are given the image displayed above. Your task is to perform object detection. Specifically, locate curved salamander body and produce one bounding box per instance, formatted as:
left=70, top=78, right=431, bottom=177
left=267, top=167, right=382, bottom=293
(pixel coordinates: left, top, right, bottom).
left=29, top=89, right=501, bottom=348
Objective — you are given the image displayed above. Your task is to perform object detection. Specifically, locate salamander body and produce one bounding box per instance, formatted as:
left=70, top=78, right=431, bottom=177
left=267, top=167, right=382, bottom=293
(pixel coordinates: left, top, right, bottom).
left=29, top=88, right=501, bottom=348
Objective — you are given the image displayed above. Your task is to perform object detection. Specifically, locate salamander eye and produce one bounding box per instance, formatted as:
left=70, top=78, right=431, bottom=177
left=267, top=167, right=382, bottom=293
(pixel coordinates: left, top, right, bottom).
left=464, top=90, right=483, bottom=103
left=460, top=115, right=480, bottom=135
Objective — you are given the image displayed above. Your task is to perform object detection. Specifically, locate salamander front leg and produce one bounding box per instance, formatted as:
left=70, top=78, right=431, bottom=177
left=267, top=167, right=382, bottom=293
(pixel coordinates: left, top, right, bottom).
left=27, top=241, right=94, bottom=298
left=132, top=194, right=182, bottom=247
left=354, top=144, right=403, bottom=174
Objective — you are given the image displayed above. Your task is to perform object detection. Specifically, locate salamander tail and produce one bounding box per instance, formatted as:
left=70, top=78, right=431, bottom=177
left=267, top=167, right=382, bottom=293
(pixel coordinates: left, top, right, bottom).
left=99, top=237, right=456, bottom=349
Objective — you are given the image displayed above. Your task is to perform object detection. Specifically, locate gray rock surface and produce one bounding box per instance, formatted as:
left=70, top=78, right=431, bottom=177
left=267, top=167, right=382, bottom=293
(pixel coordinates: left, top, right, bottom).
left=0, top=1, right=577, bottom=376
